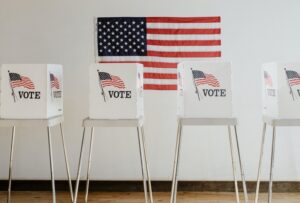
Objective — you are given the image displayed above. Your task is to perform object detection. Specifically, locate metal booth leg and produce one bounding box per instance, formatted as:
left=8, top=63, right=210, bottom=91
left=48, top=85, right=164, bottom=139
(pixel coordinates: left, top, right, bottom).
left=85, top=127, right=95, bottom=203
left=228, top=126, right=240, bottom=203
left=59, top=123, right=74, bottom=202
left=233, top=126, right=248, bottom=203
left=170, top=120, right=183, bottom=203
left=137, top=126, right=149, bottom=203
left=141, top=126, right=154, bottom=203
left=7, top=126, right=16, bottom=203
left=74, top=127, right=87, bottom=203
left=255, top=122, right=267, bottom=203
left=47, top=127, right=56, bottom=203
left=268, top=126, right=276, bottom=203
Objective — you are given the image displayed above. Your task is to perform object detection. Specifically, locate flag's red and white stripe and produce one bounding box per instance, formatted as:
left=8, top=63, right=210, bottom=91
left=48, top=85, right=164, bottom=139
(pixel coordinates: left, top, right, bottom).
left=101, top=75, right=126, bottom=89
left=289, top=78, right=300, bottom=86
left=195, top=74, right=220, bottom=87
left=51, top=77, right=60, bottom=89
left=264, top=77, right=273, bottom=87
left=98, top=16, right=221, bottom=90
left=11, top=76, right=35, bottom=89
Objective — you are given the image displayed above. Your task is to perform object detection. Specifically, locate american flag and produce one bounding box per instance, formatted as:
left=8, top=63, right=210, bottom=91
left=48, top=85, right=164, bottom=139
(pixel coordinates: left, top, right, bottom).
left=98, top=71, right=125, bottom=89
left=286, top=70, right=300, bottom=86
left=50, top=73, right=60, bottom=89
left=264, top=71, right=273, bottom=87
left=9, top=72, right=35, bottom=89
left=192, top=70, right=220, bottom=87
left=96, top=17, right=221, bottom=90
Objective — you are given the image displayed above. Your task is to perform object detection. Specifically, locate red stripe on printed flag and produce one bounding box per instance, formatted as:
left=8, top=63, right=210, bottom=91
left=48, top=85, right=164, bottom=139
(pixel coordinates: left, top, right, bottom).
left=144, top=73, right=177, bottom=79
left=51, top=81, right=60, bottom=89
left=265, top=78, right=273, bottom=87
left=289, top=79, right=300, bottom=86
left=100, top=75, right=126, bottom=89
left=147, top=40, right=221, bottom=46
left=11, top=76, right=35, bottom=89
left=100, top=61, right=178, bottom=68
left=144, top=84, right=178, bottom=90
left=147, top=51, right=221, bottom=58
left=195, top=74, right=220, bottom=87
left=147, top=28, right=221, bottom=35
left=51, top=77, right=60, bottom=89
left=146, top=16, right=221, bottom=23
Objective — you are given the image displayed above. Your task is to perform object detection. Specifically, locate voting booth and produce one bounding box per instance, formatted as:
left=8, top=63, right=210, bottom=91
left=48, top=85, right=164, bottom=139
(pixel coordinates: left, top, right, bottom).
left=74, top=63, right=153, bottom=203
left=177, top=61, right=232, bottom=118
left=89, top=63, right=143, bottom=119
left=0, top=64, right=71, bottom=203
left=256, top=62, right=300, bottom=203
left=0, top=64, right=63, bottom=119
left=171, top=61, right=248, bottom=203
left=262, top=62, right=300, bottom=118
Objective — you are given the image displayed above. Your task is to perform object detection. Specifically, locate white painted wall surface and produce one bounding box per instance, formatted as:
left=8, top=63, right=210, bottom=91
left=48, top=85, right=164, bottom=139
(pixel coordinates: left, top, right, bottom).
left=1, top=0, right=300, bottom=181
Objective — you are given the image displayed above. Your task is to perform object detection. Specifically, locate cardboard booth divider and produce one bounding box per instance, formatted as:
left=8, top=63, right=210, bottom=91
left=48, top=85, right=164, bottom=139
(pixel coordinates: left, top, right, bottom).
left=89, top=63, right=143, bottom=119
left=262, top=62, right=300, bottom=118
left=177, top=61, right=232, bottom=118
left=0, top=64, right=63, bottom=119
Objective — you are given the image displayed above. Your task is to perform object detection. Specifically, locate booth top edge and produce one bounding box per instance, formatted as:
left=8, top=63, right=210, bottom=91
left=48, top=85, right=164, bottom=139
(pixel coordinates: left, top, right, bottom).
left=1, top=64, right=63, bottom=67
left=178, top=60, right=231, bottom=66
left=262, top=61, right=300, bottom=66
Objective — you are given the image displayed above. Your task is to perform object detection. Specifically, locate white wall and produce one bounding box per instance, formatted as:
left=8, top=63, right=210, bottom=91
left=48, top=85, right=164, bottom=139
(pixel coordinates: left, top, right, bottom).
left=1, top=0, right=300, bottom=181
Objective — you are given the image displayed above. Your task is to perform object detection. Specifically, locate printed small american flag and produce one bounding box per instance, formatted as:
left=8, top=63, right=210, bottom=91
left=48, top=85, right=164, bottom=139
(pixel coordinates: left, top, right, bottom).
left=192, top=70, right=220, bottom=87
left=96, top=17, right=221, bottom=90
left=286, top=70, right=300, bottom=86
left=98, top=71, right=125, bottom=89
left=50, top=73, right=60, bottom=89
left=9, top=72, right=35, bottom=89
left=264, top=71, right=273, bottom=87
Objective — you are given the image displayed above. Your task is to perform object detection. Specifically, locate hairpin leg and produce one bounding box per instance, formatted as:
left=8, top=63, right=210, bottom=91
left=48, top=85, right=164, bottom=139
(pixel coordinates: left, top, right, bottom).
left=170, top=120, right=182, bottom=203
left=7, top=126, right=16, bottom=203
left=85, top=127, right=95, bottom=203
left=74, top=128, right=87, bottom=203
left=255, top=123, right=267, bottom=203
left=141, top=126, right=153, bottom=203
left=137, top=126, right=149, bottom=203
left=268, top=126, right=276, bottom=203
left=59, top=123, right=74, bottom=202
left=228, top=126, right=240, bottom=203
left=234, top=126, right=248, bottom=203
left=47, top=127, right=56, bottom=203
